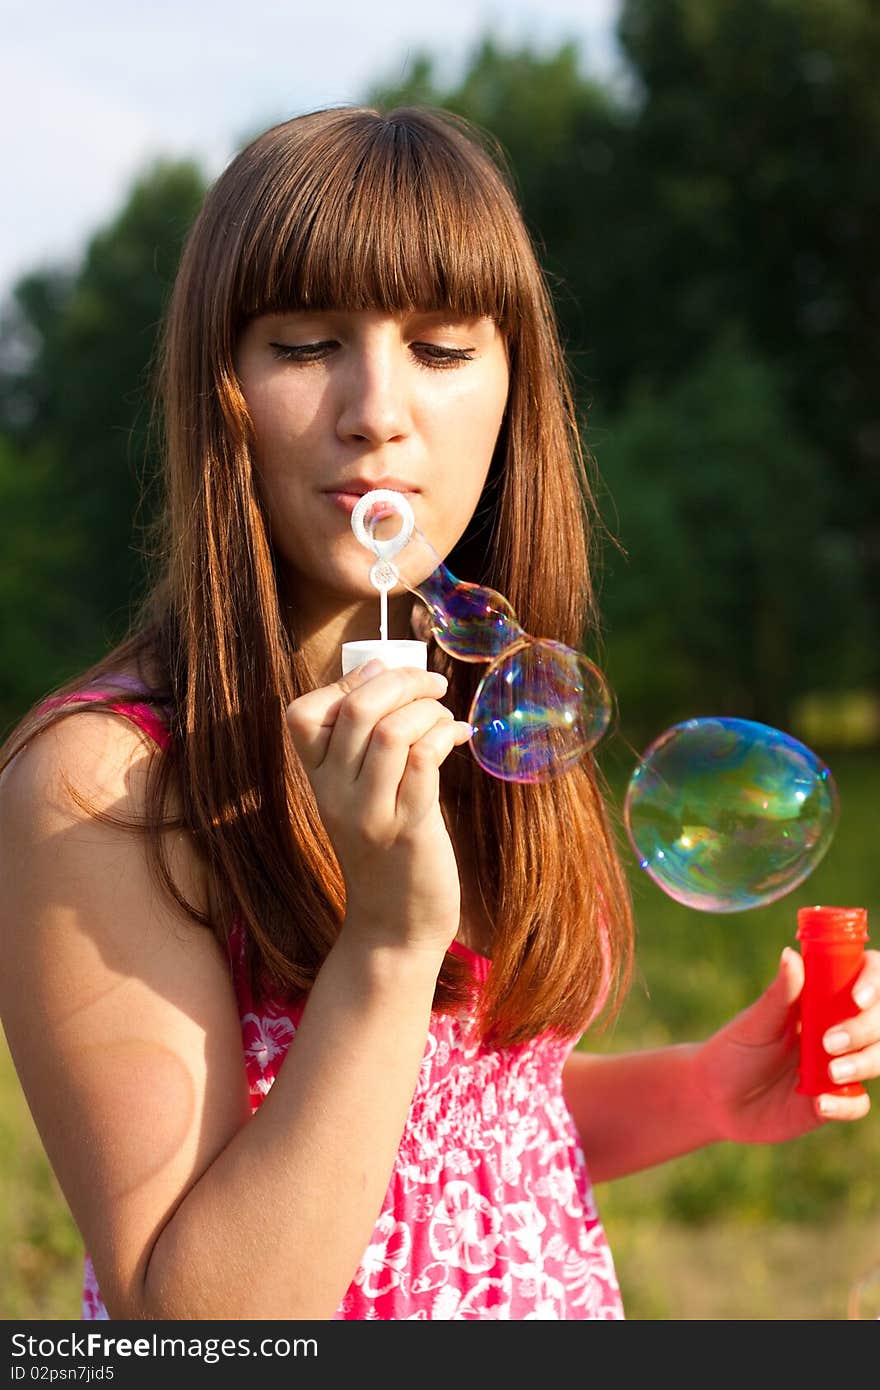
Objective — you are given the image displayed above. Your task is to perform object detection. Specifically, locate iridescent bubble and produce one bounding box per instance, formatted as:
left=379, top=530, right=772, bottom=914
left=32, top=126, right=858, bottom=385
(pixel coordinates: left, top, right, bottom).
left=362, top=508, right=614, bottom=782
left=624, top=717, right=839, bottom=912
left=468, top=638, right=612, bottom=783
left=415, top=563, right=523, bottom=662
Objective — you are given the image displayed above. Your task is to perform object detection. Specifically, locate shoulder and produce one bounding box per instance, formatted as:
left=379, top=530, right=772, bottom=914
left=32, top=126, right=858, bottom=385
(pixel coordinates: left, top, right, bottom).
left=0, top=693, right=211, bottom=970
left=1, top=695, right=170, bottom=837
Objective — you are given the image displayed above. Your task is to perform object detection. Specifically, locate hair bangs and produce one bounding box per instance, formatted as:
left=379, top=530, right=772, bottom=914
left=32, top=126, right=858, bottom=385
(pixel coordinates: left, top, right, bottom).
left=234, top=110, right=524, bottom=332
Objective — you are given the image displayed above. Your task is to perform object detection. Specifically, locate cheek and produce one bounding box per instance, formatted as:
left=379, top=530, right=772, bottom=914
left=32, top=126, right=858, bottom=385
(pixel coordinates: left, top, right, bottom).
left=424, top=374, right=508, bottom=540
left=245, top=378, right=325, bottom=472
left=434, top=369, right=508, bottom=456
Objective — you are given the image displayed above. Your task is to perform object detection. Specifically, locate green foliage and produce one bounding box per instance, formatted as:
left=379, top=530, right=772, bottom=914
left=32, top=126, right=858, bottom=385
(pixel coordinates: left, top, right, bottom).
left=614, top=0, right=880, bottom=677
left=2, top=6, right=877, bottom=729
left=0, top=160, right=207, bottom=722
left=0, top=437, right=94, bottom=728
left=592, top=323, right=863, bottom=738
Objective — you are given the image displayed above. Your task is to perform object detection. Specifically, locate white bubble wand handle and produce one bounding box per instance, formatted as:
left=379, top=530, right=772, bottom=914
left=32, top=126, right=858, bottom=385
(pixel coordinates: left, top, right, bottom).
left=342, top=490, right=428, bottom=674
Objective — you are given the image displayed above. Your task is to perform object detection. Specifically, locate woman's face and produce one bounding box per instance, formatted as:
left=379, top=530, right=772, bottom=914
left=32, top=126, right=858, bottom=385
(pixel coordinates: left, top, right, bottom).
left=234, top=308, right=510, bottom=615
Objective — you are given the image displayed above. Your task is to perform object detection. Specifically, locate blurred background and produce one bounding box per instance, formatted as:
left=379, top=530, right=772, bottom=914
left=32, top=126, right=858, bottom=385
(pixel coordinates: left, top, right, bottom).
left=1, top=0, right=878, bottom=1319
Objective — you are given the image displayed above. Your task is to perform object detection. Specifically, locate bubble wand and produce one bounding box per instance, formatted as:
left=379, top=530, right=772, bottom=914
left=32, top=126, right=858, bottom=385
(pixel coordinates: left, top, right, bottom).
left=340, top=490, right=428, bottom=674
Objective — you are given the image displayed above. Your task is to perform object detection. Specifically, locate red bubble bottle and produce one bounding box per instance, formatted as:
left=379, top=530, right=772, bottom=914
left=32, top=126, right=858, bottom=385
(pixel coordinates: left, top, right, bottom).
left=796, top=905, right=870, bottom=1097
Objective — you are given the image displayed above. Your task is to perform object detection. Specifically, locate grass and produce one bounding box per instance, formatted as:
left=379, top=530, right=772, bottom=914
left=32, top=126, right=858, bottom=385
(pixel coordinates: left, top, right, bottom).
left=1, top=749, right=878, bottom=1320
left=0, top=1036, right=83, bottom=1319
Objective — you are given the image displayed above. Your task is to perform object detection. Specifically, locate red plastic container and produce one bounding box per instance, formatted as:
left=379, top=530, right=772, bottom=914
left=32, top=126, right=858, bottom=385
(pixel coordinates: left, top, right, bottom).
left=796, top=905, right=870, bottom=1097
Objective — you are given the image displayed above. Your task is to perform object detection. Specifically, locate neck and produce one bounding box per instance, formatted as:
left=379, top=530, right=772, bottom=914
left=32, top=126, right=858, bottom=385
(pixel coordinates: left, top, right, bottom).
left=286, top=590, right=420, bottom=688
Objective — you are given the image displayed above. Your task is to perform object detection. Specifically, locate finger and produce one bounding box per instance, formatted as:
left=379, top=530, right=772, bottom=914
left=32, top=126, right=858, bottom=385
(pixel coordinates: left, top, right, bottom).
left=823, top=1000, right=880, bottom=1057
left=395, top=718, right=471, bottom=826
left=814, top=1090, right=871, bottom=1123
left=289, top=666, right=448, bottom=771
left=818, top=950, right=880, bottom=1058
left=285, top=658, right=386, bottom=765
left=354, top=700, right=458, bottom=822
left=329, top=669, right=451, bottom=780
left=778, top=945, right=805, bottom=1006
left=852, top=949, right=880, bottom=1011
left=732, top=947, right=803, bottom=1048
left=827, top=1039, right=880, bottom=1090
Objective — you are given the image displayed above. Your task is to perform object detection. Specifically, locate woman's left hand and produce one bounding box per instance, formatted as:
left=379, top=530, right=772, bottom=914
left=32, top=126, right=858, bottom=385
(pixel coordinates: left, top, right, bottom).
left=694, top=946, right=880, bottom=1143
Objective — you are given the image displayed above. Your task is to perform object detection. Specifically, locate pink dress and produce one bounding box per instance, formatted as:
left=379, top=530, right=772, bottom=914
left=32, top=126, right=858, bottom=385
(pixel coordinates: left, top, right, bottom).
left=45, top=687, right=624, bottom=1320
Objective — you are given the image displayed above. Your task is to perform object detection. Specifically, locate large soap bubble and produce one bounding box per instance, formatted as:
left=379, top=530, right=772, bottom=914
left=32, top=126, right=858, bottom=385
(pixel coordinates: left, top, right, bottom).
left=464, top=637, right=612, bottom=783
left=624, top=717, right=839, bottom=912
left=414, top=562, right=612, bottom=783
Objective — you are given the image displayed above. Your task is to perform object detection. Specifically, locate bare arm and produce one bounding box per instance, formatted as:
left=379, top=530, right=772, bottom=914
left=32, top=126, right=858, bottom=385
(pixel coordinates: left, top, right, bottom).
left=144, top=933, right=443, bottom=1318
left=564, top=944, right=880, bottom=1183
left=561, top=1045, right=716, bottom=1185
left=0, top=674, right=464, bottom=1319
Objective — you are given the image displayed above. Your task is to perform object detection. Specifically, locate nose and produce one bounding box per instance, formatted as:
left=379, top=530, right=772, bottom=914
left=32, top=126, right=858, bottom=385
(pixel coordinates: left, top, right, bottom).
left=335, top=333, right=413, bottom=446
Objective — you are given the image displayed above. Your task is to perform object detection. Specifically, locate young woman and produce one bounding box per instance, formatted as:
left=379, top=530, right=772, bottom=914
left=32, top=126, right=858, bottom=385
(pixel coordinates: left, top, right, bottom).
left=0, top=105, right=876, bottom=1321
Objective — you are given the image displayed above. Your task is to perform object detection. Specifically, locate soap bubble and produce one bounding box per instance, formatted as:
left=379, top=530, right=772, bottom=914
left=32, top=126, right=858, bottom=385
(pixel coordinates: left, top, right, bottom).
left=415, top=557, right=611, bottom=782
left=624, top=717, right=839, bottom=912
left=468, top=637, right=612, bottom=783
left=416, top=566, right=523, bottom=662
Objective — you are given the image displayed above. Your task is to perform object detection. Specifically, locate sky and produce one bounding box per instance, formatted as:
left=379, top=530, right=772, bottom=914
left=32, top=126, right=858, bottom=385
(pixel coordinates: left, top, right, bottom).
left=1, top=0, right=623, bottom=306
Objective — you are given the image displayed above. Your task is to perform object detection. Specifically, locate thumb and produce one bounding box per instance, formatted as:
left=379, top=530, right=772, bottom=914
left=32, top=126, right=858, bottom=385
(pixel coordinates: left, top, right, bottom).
left=736, top=947, right=804, bottom=1046
left=774, top=945, right=805, bottom=1008
left=286, top=657, right=385, bottom=739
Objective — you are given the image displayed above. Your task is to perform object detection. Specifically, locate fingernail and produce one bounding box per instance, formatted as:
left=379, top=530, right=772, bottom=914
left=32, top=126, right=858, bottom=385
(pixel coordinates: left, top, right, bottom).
left=829, top=1058, right=856, bottom=1083
left=824, top=1029, right=850, bottom=1055
left=357, top=659, right=386, bottom=679
left=818, top=1096, right=840, bottom=1117
left=854, top=983, right=876, bottom=1009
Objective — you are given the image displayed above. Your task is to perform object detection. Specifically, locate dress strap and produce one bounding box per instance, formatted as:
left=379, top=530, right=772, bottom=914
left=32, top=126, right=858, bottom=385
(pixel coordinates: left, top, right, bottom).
left=37, top=690, right=172, bottom=752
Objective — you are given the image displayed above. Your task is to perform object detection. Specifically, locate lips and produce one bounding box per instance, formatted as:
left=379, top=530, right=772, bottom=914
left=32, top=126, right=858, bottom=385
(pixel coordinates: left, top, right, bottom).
left=322, top=478, right=419, bottom=496
left=322, top=478, right=419, bottom=520
left=325, top=491, right=412, bottom=517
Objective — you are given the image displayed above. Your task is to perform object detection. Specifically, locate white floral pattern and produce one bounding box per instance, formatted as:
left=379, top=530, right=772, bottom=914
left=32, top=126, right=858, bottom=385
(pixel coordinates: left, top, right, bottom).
left=79, top=697, right=624, bottom=1321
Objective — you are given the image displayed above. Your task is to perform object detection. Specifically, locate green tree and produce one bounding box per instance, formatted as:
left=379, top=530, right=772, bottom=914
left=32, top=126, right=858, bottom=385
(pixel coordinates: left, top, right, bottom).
left=0, top=437, right=91, bottom=728
left=0, top=159, right=206, bottom=716
left=615, top=0, right=880, bottom=681
left=593, top=324, right=853, bottom=739
left=4, top=11, right=877, bottom=726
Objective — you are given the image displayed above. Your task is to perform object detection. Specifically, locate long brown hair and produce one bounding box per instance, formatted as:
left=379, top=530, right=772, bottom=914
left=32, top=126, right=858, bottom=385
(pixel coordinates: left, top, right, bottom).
left=0, top=105, right=633, bottom=1046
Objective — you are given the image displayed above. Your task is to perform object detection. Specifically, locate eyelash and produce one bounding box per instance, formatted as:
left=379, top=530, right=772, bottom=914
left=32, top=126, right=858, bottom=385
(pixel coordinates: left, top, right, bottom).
left=268, top=341, right=475, bottom=370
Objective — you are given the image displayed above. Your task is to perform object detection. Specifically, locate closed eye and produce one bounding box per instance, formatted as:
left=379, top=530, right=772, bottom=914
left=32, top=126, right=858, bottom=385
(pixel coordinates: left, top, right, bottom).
left=269, top=341, right=476, bottom=369
left=269, top=341, right=336, bottom=362
left=412, top=343, right=476, bottom=369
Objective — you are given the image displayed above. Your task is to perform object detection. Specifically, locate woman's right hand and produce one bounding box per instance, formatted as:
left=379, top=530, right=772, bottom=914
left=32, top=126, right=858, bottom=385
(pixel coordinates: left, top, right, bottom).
left=285, top=662, right=472, bottom=954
